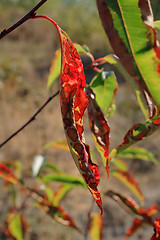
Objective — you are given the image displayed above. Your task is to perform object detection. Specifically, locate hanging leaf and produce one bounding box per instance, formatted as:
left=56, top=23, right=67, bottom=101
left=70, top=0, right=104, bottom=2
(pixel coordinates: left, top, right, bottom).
left=89, top=213, right=103, bottom=240
left=117, top=146, right=158, bottom=164
left=89, top=71, right=118, bottom=116
left=96, top=0, right=160, bottom=109
left=110, top=169, right=144, bottom=203
left=151, top=218, right=160, bottom=240
left=56, top=22, right=103, bottom=213
left=0, top=163, right=20, bottom=185
left=86, top=86, right=110, bottom=176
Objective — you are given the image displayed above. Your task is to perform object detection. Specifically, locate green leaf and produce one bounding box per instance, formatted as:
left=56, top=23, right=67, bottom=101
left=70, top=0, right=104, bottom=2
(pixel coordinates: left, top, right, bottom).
left=47, top=48, right=61, bottom=89
left=89, top=213, right=103, bottom=240
left=97, top=0, right=160, bottom=109
left=117, top=146, right=158, bottom=164
left=90, top=71, right=118, bottom=115
left=44, top=162, right=61, bottom=173
left=8, top=215, right=24, bottom=240
left=110, top=169, right=144, bottom=203
left=103, top=54, right=149, bottom=119
left=42, top=173, right=87, bottom=188
left=154, top=20, right=160, bottom=32
left=111, top=158, right=128, bottom=171
left=53, top=185, right=72, bottom=207
left=73, top=43, right=90, bottom=56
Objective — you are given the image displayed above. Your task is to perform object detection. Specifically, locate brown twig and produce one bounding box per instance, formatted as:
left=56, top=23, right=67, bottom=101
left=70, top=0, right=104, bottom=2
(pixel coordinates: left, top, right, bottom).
left=0, top=90, right=59, bottom=148
left=0, top=0, right=48, bottom=40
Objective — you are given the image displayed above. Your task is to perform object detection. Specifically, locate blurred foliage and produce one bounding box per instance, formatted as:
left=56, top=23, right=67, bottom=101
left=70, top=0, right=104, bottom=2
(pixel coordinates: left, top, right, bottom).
left=0, top=0, right=159, bottom=53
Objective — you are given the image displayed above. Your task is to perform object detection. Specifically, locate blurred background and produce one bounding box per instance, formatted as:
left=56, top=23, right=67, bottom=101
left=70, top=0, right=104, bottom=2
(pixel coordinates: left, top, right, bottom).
left=0, top=1, right=160, bottom=239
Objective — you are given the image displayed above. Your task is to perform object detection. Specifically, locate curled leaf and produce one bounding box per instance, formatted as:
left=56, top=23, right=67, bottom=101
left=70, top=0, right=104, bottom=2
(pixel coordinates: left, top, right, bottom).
left=58, top=26, right=102, bottom=213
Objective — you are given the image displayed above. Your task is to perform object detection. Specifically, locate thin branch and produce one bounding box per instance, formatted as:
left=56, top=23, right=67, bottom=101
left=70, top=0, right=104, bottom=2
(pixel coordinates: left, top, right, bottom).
left=0, top=0, right=48, bottom=40
left=0, top=90, right=59, bottom=148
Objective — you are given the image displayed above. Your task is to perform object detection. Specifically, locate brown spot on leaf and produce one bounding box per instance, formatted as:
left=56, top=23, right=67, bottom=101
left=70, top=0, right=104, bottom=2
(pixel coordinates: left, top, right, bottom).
left=67, top=127, right=78, bottom=142
left=74, top=142, right=83, bottom=154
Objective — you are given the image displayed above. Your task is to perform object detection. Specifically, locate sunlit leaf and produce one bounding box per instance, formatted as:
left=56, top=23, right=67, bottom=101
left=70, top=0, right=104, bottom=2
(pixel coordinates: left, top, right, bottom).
left=56, top=23, right=102, bottom=212
left=97, top=0, right=160, bottom=109
left=110, top=169, right=144, bottom=203
left=44, top=139, right=69, bottom=151
left=47, top=48, right=61, bottom=89
left=89, top=71, right=118, bottom=115
left=117, top=146, right=158, bottom=164
left=89, top=213, right=103, bottom=240
left=102, top=54, right=149, bottom=119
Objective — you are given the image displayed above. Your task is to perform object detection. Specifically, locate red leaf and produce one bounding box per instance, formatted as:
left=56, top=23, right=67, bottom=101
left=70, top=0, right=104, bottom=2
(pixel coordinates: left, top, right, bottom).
left=33, top=15, right=103, bottom=213
left=86, top=87, right=110, bottom=177
left=151, top=218, right=160, bottom=240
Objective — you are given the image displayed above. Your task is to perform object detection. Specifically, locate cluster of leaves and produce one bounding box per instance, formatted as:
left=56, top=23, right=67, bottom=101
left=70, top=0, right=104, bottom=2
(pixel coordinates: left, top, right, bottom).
left=0, top=0, right=160, bottom=239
